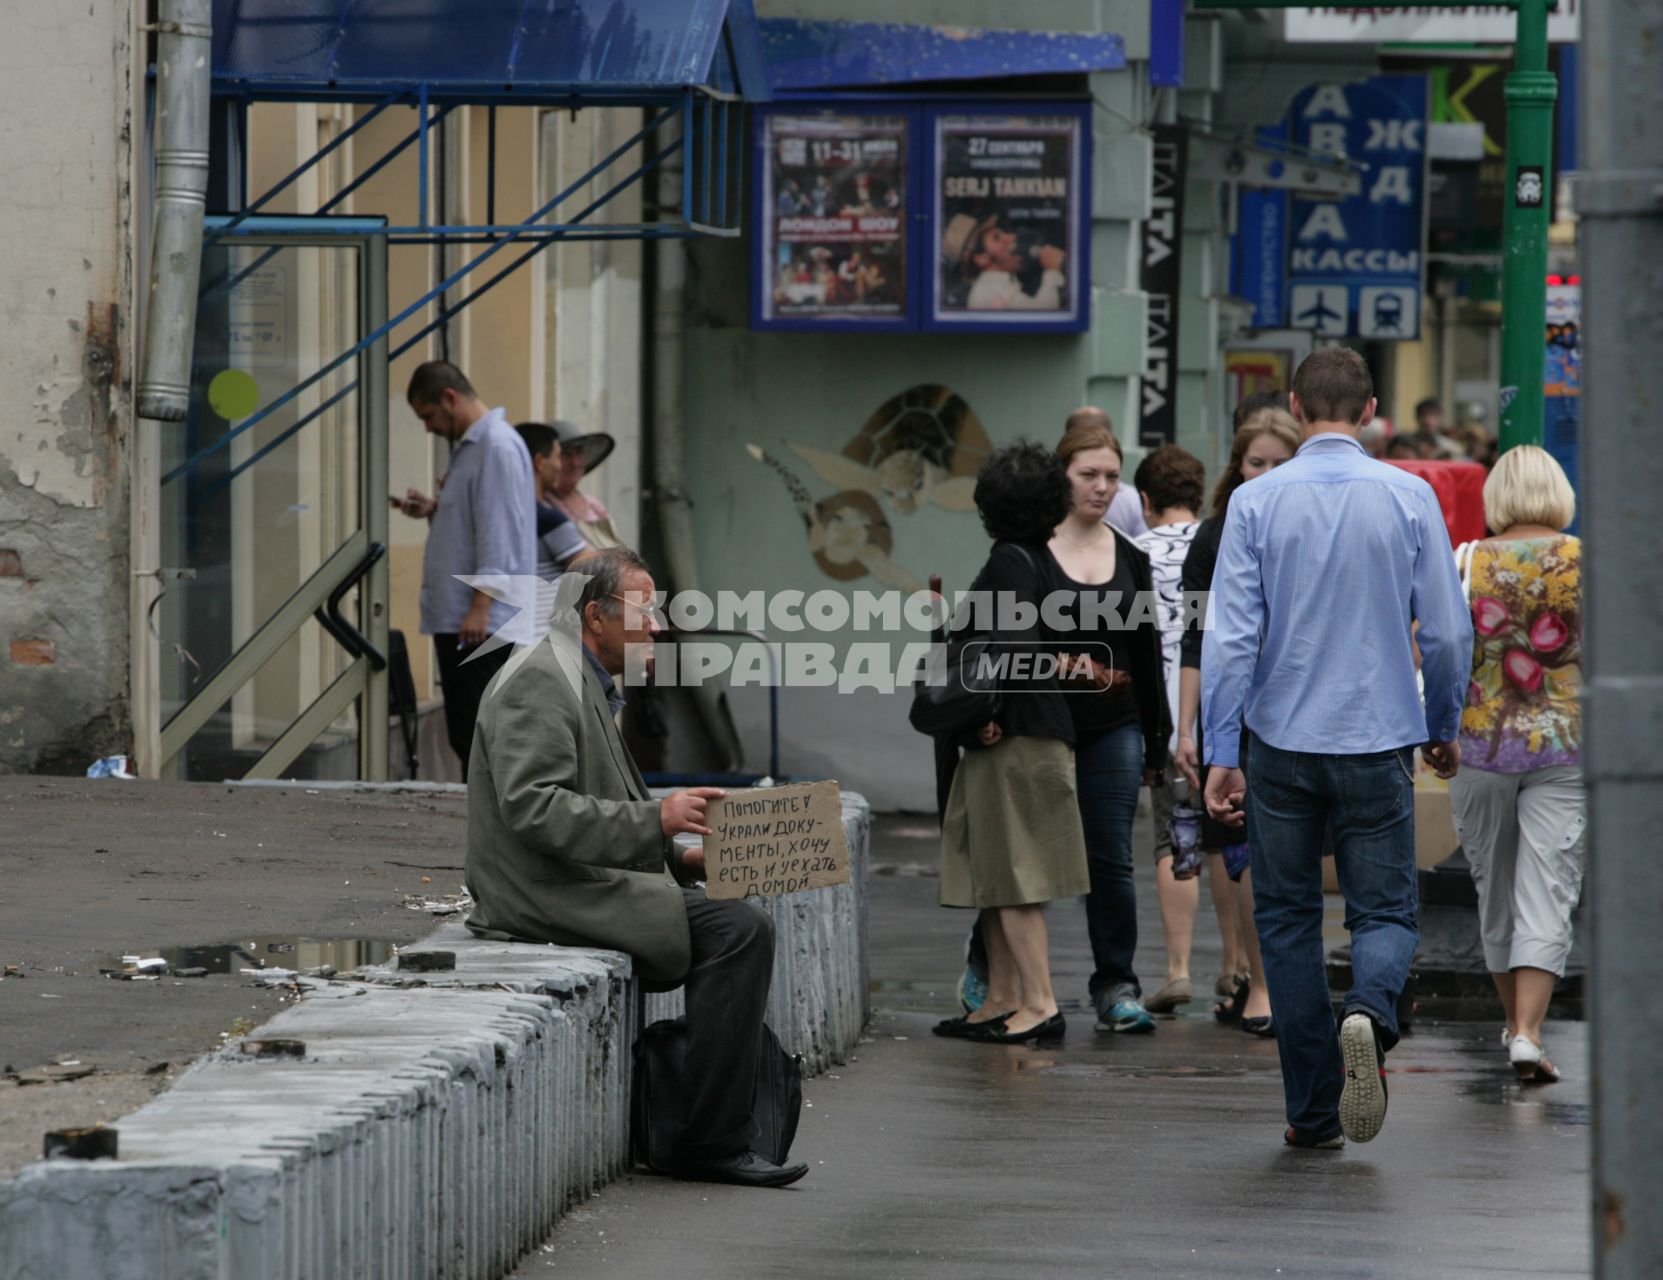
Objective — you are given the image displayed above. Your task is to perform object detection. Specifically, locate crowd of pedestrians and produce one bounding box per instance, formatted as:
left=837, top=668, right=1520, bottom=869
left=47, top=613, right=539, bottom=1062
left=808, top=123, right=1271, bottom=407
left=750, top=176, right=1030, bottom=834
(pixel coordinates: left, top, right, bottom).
left=931, top=348, right=1585, bottom=1153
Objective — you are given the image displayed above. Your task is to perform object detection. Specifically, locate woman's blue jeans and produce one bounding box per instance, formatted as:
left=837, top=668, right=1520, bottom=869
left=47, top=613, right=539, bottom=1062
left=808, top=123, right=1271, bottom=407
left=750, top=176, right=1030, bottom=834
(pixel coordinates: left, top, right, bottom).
left=1077, top=722, right=1144, bottom=1003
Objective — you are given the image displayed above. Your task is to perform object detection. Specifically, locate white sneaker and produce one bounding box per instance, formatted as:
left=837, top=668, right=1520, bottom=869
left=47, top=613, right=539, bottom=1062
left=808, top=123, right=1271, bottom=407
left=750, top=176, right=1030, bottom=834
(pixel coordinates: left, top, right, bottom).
left=1338, top=1013, right=1388, bottom=1143
left=1508, top=1034, right=1561, bottom=1083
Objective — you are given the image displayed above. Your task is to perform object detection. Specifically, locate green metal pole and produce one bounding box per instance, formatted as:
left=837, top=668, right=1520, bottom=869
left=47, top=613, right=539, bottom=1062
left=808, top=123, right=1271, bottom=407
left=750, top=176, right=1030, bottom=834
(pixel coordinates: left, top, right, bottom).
left=1497, top=0, right=1556, bottom=452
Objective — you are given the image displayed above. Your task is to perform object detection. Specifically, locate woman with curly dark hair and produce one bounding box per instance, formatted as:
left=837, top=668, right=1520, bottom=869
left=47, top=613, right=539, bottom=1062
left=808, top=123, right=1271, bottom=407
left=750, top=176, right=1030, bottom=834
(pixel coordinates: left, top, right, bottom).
left=934, top=441, right=1087, bottom=1045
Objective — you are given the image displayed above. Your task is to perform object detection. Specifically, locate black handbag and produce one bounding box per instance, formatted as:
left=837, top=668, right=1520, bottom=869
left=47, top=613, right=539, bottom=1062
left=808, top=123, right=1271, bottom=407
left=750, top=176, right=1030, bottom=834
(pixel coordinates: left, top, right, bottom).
left=907, top=631, right=1001, bottom=738
left=908, top=544, right=1037, bottom=739
left=630, top=1017, right=803, bottom=1173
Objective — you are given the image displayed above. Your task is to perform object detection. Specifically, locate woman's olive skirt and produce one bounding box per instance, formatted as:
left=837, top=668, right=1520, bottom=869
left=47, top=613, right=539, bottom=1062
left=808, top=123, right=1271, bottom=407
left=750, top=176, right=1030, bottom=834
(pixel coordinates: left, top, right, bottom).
left=939, top=734, right=1090, bottom=909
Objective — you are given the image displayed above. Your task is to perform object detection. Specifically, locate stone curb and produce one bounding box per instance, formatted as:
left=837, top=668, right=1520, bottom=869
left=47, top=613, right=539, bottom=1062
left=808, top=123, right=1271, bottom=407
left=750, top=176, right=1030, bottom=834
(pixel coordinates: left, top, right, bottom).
left=0, top=796, right=871, bottom=1280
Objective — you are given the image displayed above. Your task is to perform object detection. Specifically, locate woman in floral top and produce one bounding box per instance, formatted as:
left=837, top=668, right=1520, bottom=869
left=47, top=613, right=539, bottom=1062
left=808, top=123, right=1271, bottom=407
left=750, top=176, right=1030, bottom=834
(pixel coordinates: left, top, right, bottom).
left=1448, top=446, right=1583, bottom=1084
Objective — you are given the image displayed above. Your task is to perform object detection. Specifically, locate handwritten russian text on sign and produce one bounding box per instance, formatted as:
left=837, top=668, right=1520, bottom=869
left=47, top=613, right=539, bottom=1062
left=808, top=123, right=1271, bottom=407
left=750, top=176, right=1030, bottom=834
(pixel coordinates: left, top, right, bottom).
left=706, top=781, right=850, bottom=901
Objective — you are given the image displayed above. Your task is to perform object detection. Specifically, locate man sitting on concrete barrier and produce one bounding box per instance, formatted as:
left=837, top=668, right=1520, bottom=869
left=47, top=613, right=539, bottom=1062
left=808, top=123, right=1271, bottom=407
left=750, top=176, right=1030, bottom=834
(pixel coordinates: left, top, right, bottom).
left=463, top=546, right=809, bottom=1189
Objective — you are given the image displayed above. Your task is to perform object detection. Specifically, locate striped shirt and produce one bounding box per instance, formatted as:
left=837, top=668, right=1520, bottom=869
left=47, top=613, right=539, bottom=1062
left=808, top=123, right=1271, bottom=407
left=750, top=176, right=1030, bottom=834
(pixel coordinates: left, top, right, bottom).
left=1201, top=433, right=1473, bottom=769
left=1133, top=520, right=1199, bottom=733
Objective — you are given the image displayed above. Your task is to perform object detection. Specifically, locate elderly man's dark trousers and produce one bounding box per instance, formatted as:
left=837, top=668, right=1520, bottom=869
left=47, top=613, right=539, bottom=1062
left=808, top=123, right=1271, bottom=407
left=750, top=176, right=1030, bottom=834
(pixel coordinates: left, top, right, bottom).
left=675, top=889, right=776, bottom=1161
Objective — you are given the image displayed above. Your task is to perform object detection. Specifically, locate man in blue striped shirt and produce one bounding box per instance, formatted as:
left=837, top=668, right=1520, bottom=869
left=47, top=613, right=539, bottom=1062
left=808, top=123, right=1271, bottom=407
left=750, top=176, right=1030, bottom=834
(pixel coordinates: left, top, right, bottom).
left=1201, top=349, right=1473, bottom=1149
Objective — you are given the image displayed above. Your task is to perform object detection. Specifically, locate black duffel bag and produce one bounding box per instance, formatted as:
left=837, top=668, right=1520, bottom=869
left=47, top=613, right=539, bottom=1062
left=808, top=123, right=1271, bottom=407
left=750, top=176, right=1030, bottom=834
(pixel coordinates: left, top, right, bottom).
left=630, top=1017, right=803, bottom=1174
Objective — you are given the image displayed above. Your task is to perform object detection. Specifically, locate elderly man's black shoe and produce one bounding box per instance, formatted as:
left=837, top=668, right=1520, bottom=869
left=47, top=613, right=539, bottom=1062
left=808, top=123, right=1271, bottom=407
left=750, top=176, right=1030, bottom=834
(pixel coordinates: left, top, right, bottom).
left=674, top=1150, right=810, bottom=1188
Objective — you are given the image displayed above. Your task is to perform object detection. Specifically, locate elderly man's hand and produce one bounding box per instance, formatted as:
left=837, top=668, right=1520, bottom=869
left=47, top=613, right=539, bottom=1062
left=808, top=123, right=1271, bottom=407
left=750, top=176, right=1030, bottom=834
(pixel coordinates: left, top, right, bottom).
left=661, top=787, right=726, bottom=838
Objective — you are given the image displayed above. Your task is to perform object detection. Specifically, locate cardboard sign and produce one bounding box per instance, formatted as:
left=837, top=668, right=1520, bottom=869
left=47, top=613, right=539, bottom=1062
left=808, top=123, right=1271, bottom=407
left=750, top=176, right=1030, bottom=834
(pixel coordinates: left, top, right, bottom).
left=704, top=781, right=850, bottom=901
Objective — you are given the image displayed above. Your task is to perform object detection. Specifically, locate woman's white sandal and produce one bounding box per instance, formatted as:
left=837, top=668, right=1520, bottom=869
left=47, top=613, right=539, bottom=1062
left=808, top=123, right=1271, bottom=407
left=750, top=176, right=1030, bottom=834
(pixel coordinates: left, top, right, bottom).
left=1508, top=1033, right=1561, bottom=1083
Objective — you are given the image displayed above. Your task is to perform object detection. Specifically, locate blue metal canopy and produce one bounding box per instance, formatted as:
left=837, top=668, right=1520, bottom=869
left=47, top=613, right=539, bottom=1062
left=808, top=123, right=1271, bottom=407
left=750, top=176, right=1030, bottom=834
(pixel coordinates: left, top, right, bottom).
left=211, top=0, right=771, bottom=103
left=758, top=19, right=1125, bottom=93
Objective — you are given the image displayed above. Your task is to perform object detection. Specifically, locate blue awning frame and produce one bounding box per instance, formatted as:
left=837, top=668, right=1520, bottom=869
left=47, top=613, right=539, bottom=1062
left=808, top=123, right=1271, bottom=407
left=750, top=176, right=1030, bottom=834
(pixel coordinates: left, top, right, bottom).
left=758, top=18, right=1125, bottom=94
left=159, top=1, right=772, bottom=494
left=205, top=0, right=772, bottom=247
left=164, top=98, right=724, bottom=493
left=210, top=0, right=772, bottom=106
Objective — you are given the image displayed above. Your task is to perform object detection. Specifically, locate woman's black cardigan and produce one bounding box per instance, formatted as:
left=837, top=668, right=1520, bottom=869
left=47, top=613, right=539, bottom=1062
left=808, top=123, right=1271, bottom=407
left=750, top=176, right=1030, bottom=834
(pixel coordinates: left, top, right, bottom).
left=963, top=534, right=1170, bottom=772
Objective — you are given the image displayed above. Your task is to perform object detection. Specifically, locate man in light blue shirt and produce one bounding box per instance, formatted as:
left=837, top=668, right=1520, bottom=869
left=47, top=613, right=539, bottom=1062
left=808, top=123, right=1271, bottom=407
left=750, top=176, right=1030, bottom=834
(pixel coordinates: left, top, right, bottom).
left=1201, top=348, right=1472, bottom=1150
left=397, top=361, right=535, bottom=778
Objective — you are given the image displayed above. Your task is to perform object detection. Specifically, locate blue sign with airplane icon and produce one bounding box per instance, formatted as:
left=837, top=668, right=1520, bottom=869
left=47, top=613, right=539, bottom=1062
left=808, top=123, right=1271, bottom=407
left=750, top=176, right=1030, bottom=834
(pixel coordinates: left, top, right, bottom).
left=1285, top=74, right=1429, bottom=341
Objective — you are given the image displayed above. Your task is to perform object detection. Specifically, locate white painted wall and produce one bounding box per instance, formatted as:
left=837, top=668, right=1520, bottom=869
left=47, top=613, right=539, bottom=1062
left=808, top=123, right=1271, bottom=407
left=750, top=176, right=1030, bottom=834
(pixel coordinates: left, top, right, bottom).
left=545, top=109, right=646, bottom=548
left=0, top=0, right=135, bottom=771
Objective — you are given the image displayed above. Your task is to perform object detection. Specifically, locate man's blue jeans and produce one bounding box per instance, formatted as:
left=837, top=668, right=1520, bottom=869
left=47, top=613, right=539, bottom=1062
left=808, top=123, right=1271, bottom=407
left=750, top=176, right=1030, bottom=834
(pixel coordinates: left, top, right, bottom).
left=1243, top=731, right=1419, bottom=1137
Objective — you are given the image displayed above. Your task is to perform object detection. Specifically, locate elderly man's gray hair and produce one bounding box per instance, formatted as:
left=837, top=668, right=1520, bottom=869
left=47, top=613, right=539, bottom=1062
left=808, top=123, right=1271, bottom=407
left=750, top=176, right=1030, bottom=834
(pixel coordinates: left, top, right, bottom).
left=575, top=546, right=652, bottom=620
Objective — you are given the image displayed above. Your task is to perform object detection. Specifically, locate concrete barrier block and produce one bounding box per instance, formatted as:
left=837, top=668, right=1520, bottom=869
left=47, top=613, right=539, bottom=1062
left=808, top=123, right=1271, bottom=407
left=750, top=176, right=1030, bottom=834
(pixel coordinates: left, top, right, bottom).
left=0, top=792, right=871, bottom=1279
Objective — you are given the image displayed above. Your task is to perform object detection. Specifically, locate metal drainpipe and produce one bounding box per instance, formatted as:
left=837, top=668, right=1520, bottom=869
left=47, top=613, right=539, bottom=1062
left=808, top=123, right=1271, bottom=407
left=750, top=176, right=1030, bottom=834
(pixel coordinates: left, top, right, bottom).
left=136, top=0, right=212, bottom=420
left=652, top=117, right=743, bottom=772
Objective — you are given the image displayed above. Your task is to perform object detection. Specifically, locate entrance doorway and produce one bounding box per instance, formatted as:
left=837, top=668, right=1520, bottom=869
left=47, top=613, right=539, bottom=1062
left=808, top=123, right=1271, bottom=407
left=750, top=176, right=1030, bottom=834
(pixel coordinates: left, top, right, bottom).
left=153, top=222, right=389, bottom=781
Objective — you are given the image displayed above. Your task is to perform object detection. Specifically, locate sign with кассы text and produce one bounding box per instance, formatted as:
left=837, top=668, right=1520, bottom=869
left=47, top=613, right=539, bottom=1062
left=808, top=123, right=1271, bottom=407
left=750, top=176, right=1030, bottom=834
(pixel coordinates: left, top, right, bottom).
left=705, top=780, right=850, bottom=901
left=1286, top=74, right=1429, bottom=342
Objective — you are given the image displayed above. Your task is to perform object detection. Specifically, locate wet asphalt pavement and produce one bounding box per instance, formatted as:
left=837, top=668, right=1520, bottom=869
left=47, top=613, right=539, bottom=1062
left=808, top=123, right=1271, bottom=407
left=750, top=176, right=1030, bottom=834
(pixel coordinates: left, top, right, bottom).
left=0, top=778, right=454, bottom=1175
left=519, top=816, right=1590, bottom=1279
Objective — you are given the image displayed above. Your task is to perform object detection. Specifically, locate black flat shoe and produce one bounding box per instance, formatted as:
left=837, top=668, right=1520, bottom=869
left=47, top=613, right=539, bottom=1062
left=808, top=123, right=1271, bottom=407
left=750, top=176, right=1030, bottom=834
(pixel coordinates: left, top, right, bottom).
left=1241, top=1015, right=1275, bottom=1038
left=932, top=1012, right=1010, bottom=1039
left=672, top=1150, right=810, bottom=1188
left=1214, top=975, right=1250, bottom=1024
left=969, top=1011, right=1066, bottom=1044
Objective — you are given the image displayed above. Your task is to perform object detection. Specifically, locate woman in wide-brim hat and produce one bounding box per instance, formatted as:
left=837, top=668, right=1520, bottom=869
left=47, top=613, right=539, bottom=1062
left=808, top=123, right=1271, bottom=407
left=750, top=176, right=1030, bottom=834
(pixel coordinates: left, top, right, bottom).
left=548, top=419, right=624, bottom=550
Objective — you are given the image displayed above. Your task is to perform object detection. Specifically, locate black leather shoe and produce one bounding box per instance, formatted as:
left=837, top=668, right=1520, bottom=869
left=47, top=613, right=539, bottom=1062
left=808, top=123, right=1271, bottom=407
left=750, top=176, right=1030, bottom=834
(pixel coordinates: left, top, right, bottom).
left=673, top=1150, right=810, bottom=1188
left=968, top=1011, right=1066, bottom=1044
left=932, top=1012, right=1011, bottom=1038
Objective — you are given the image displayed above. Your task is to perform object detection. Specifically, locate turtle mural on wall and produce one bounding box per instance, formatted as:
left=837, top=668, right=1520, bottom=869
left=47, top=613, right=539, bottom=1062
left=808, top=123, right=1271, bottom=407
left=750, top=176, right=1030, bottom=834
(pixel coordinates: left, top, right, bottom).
left=786, top=384, right=992, bottom=516
left=748, top=385, right=989, bottom=591
left=746, top=446, right=925, bottom=594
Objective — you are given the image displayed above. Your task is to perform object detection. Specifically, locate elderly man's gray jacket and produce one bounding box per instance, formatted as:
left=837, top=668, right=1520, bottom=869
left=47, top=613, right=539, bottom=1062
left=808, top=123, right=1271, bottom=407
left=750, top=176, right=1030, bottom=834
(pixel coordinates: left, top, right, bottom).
left=464, top=639, right=691, bottom=983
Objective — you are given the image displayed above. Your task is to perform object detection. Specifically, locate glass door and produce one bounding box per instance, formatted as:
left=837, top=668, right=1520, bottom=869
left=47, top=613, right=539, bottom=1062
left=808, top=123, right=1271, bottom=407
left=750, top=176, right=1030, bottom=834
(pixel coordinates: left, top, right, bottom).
left=154, top=223, right=389, bottom=781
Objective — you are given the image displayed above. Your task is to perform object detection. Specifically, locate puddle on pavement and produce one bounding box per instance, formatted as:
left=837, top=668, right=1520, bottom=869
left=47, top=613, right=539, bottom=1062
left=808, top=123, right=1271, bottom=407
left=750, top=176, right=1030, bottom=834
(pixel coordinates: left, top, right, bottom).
left=111, top=936, right=396, bottom=976
left=1457, top=1079, right=1589, bottom=1125
left=1006, top=1060, right=1258, bottom=1081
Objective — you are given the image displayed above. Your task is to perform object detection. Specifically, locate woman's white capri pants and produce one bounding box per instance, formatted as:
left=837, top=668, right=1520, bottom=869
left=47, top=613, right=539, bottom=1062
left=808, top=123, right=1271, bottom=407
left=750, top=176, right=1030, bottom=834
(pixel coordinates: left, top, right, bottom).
left=1448, top=764, right=1586, bottom=977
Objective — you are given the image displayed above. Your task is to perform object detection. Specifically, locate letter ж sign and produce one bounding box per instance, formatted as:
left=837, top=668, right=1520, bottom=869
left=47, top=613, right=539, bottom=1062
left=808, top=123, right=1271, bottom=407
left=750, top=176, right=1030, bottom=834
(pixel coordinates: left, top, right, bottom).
left=1286, top=75, right=1430, bottom=342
